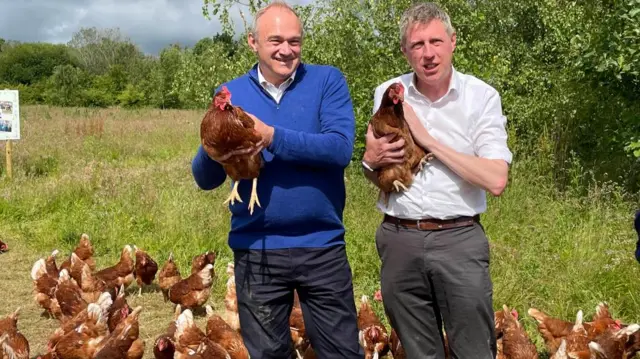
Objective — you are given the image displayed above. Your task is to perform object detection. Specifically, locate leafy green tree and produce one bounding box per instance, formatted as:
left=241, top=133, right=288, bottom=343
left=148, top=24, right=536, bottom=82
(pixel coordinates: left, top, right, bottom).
left=0, top=43, right=76, bottom=84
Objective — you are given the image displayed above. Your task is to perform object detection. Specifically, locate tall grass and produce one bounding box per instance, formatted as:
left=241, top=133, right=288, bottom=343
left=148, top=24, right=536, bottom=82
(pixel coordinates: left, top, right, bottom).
left=0, top=106, right=639, bottom=356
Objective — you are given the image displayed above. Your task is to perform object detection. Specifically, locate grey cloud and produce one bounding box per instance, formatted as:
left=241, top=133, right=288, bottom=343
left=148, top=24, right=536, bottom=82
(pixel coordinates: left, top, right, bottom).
left=0, top=0, right=315, bottom=55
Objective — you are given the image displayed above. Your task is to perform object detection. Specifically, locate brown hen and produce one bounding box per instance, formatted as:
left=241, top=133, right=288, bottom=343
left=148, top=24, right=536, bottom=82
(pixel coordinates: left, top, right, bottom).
left=200, top=86, right=263, bottom=214
left=205, top=306, right=249, bottom=359
left=357, top=294, right=389, bottom=359
left=94, top=245, right=135, bottom=290
left=224, top=262, right=240, bottom=332
left=0, top=308, right=29, bottom=359
left=133, top=245, right=158, bottom=296
left=59, top=233, right=96, bottom=272
left=174, top=309, right=231, bottom=359
left=168, top=264, right=214, bottom=309
left=370, top=82, right=432, bottom=206
left=153, top=304, right=181, bottom=359
left=500, top=304, right=538, bottom=359
left=158, top=252, right=181, bottom=302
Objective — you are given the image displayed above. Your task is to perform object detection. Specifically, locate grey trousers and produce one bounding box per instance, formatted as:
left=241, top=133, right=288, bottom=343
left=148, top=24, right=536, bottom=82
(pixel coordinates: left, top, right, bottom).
left=375, top=221, right=496, bottom=359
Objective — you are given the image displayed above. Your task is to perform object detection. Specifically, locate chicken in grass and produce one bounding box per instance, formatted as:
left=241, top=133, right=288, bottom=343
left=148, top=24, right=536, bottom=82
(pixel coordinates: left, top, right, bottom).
left=46, top=292, right=112, bottom=352
left=583, top=324, right=640, bottom=359
left=495, top=307, right=519, bottom=359
left=93, top=306, right=145, bottom=359
left=191, top=251, right=216, bottom=274
left=52, top=303, right=109, bottom=359
left=31, top=256, right=62, bottom=319
left=224, top=262, right=240, bottom=332
left=168, top=264, right=215, bottom=309
left=158, top=252, right=182, bottom=302
left=369, top=82, right=432, bottom=206
left=153, top=304, right=181, bottom=359
left=59, top=233, right=96, bottom=272
left=55, top=269, right=91, bottom=322
left=0, top=240, right=7, bottom=253
left=357, top=294, right=389, bottom=359
left=0, top=308, right=30, bottom=359
left=205, top=306, right=249, bottom=359
left=200, top=86, right=263, bottom=215
left=94, top=245, right=135, bottom=290
left=107, top=285, right=132, bottom=333
left=133, top=245, right=158, bottom=296
left=174, top=309, right=231, bottom=359
left=500, top=304, right=538, bottom=359
left=528, top=302, right=623, bottom=355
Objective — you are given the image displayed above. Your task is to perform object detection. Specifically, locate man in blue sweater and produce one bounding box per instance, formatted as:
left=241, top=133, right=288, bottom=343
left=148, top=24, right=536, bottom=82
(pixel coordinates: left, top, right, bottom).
left=191, top=1, right=363, bottom=358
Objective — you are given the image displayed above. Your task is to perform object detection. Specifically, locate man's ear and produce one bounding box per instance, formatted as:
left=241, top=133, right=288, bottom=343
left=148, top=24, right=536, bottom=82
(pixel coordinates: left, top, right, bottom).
left=451, top=32, right=457, bottom=52
left=248, top=32, right=258, bottom=53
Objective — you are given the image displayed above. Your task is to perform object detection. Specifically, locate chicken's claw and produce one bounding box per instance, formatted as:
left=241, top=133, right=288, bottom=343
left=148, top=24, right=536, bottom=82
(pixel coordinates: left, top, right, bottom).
left=419, top=153, right=435, bottom=171
left=392, top=180, right=408, bottom=192
left=223, top=181, right=243, bottom=206
left=248, top=177, right=261, bottom=215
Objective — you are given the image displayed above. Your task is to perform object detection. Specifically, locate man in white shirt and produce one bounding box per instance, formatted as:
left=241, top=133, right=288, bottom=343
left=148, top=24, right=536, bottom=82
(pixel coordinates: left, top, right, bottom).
left=362, top=2, right=512, bottom=358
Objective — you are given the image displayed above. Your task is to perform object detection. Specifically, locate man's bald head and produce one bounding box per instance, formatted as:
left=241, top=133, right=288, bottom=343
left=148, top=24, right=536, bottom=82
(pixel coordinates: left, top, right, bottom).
left=251, top=1, right=303, bottom=39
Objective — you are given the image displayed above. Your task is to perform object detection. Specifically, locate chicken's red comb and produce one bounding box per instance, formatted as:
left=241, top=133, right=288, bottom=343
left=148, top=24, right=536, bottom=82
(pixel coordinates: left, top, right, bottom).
left=214, top=86, right=231, bottom=110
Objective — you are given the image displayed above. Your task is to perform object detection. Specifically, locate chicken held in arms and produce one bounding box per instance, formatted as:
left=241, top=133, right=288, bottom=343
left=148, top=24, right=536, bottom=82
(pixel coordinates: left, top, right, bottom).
left=370, top=82, right=433, bottom=206
left=200, top=86, right=263, bottom=215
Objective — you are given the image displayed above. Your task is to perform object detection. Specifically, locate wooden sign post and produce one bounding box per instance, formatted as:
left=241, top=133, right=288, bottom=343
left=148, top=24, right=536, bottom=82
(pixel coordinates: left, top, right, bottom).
left=5, top=140, right=11, bottom=178
left=0, top=89, right=19, bottom=179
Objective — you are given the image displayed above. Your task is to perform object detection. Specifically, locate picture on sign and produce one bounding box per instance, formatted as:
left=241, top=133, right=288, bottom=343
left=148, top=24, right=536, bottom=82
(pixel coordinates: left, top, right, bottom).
left=0, top=90, right=19, bottom=140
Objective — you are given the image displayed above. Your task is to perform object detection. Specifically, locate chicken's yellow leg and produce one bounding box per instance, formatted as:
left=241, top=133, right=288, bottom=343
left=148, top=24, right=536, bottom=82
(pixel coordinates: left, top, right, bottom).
left=248, top=177, right=261, bottom=215
left=223, top=181, right=242, bottom=206
left=392, top=180, right=408, bottom=192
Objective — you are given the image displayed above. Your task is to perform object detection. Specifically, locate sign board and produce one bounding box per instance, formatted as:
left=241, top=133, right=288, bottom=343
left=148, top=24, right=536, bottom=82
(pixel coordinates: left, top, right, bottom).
left=0, top=90, right=19, bottom=140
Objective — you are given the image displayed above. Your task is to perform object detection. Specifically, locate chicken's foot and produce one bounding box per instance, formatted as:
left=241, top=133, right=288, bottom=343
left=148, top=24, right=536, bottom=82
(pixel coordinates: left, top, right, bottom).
left=418, top=153, right=435, bottom=171
left=392, top=180, right=408, bottom=192
left=223, top=181, right=243, bottom=206
left=248, top=177, right=261, bottom=215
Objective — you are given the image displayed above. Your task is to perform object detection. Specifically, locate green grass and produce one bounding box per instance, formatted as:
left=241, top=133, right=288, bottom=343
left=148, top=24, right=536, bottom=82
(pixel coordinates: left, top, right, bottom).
left=1, top=105, right=639, bottom=357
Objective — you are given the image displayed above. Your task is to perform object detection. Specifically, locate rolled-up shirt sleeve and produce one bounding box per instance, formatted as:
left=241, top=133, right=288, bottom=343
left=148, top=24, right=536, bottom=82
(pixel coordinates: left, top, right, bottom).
left=472, top=89, right=513, bottom=164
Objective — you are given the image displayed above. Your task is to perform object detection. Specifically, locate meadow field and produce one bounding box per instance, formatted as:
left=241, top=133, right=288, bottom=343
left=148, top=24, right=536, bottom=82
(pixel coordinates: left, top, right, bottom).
left=0, top=105, right=638, bottom=358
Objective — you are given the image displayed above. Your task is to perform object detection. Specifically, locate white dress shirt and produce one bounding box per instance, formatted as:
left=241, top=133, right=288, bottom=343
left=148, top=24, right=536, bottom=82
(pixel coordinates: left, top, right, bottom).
left=257, top=65, right=296, bottom=104
left=371, top=67, right=513, bottom=220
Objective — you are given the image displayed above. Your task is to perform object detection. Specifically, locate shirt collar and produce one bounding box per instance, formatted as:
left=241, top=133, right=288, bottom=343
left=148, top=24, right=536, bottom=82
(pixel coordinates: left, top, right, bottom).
left=257, top=64, right=296, bottom=88
left=408, top=65, right=460, bottom=102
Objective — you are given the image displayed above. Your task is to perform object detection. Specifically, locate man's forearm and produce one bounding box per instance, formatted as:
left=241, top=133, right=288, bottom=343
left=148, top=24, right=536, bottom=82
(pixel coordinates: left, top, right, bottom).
left=427, top=139, right=508, bottom=196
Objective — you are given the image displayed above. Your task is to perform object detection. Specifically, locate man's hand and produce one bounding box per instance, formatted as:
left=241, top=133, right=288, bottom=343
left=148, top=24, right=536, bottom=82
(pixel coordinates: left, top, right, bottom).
left=247, top=113, right=275, bottom=147
left=362, top=123, right=405, bottom=170
left=402, top=102, right=436, bottom=150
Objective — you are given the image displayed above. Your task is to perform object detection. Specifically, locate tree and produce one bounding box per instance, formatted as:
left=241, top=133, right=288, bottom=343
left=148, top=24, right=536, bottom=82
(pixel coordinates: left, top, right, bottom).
left=0, top=43, right=76, bottom=85
left=67, top=27, right=144, bottom=75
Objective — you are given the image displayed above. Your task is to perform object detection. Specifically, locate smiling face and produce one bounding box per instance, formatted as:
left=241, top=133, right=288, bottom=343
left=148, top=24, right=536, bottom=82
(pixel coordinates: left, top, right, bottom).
left=248, top=6, right=302, bottom=86
left=401, top=19, right=456, bottom=94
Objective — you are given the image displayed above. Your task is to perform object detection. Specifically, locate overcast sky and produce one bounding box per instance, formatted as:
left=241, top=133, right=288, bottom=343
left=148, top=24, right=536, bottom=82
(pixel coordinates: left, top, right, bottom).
left=0, top=0, right=312, bottom=56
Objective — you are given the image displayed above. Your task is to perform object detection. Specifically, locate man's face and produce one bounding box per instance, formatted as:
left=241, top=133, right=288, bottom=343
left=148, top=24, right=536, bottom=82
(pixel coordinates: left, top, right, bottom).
left=248, top=8, right=302, bottom=84
left=401, top=19, right=456, bottom=89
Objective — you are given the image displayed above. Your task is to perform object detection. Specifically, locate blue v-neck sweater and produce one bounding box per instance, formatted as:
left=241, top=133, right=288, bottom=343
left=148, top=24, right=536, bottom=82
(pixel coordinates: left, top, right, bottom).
left=191, top=63, right=355, bottom=250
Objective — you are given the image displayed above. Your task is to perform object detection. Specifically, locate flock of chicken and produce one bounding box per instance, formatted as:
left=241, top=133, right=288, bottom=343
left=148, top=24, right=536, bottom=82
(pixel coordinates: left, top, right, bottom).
left=0, top=233, right=638, bottom=358
left=0, top=234, right=395, bottom=359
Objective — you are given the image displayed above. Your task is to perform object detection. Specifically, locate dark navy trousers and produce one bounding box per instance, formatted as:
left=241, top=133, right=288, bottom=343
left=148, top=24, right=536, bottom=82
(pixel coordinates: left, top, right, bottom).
left=233, top=244, right=364, bottom=359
